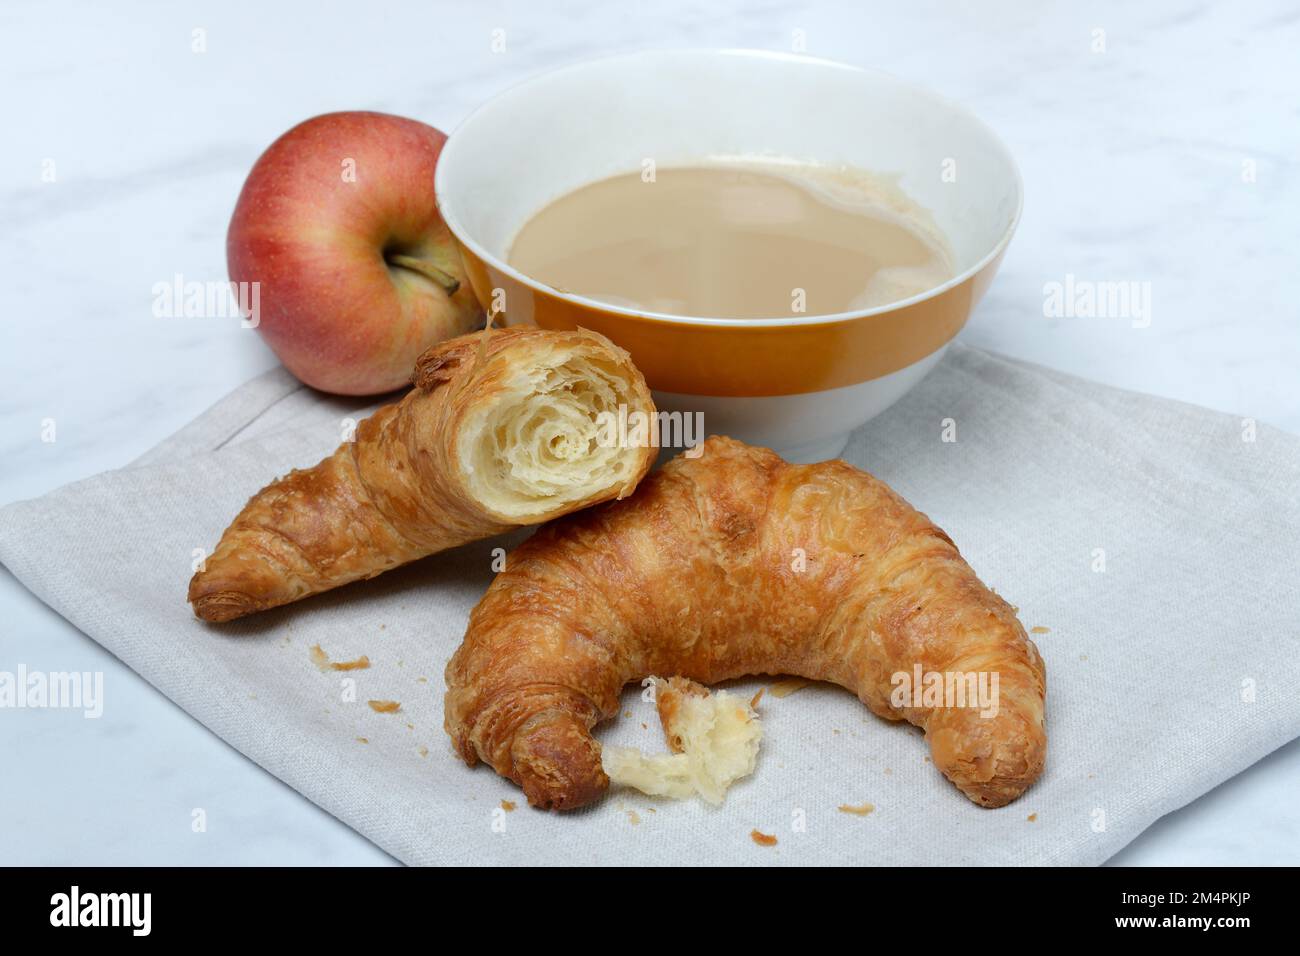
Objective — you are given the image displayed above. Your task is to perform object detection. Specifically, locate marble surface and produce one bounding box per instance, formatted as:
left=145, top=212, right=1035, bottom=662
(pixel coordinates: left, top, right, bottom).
left=1, top=0, right=1296, bottom=866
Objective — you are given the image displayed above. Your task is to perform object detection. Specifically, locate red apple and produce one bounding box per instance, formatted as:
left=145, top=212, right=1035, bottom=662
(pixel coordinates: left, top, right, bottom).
left=227, top=111, right=482, bottom=395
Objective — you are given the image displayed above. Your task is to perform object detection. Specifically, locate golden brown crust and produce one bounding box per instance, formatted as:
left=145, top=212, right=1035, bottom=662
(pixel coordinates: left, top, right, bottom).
left=444, top=436, right=1046, bottom=810
left=188, top=327, right=656, bottom=622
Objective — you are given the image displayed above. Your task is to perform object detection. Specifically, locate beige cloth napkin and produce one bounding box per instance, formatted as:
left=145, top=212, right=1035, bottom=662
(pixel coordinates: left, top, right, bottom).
left=3, top=343, right=1297, bottom=866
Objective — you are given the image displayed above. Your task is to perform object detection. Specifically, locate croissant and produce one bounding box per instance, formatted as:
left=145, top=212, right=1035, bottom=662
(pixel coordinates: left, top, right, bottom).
left=188, top=327, right=656, bottom=622
left=444, top=436, right=1046, bottom=809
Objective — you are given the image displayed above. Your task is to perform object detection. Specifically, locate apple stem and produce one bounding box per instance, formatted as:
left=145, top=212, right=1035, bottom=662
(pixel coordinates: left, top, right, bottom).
left=387, top=254, right=460, bottom=296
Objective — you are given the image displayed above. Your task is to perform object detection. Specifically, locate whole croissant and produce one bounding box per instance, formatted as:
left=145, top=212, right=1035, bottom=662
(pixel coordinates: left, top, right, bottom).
left=445, top=436, right=1046, bottom=809
left=188, top=327, right=656, bottom=622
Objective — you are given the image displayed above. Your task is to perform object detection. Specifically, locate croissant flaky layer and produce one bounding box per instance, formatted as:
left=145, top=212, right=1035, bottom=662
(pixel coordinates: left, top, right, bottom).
left=188, top=327, right=656, bottom=622
left=445, top=436, right=1047, bottom=810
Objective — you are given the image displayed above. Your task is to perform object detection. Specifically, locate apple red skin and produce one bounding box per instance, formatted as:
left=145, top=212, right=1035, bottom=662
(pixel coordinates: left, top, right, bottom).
left=228, top=111, right=482, bottom=395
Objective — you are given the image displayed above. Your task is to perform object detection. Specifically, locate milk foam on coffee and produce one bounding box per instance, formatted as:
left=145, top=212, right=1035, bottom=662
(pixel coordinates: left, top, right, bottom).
left=508, top=162, right=954, bottom=319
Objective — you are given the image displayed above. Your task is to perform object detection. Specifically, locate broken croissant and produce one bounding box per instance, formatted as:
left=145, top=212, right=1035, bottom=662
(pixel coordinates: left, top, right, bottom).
left=445, top=436, right=1046, bottom=810
left=188, top=327, right=656, bottom=622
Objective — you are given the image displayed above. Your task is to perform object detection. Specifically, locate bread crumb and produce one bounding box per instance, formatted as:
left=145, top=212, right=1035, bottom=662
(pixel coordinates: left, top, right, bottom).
left=884, top=767, right=892, bottom=775
left=641, top=722, right=648, bottom=730
left=750, top=688, right=765, bottom=709
left=309, top=644, right=371, bottom=671
left=417, top=677, right=428, bottom=684
left=418, top=746, right=429, bottom=758
left=768, top=677, right=810, bottom=698
left=627, top=810, right=641, bottom=825
left=750, top=829, right=778, bottom=847
left=832, top=728, right=841, bottom=735
left=500, top=800, right=516, bottom=813
left=1027, top=813, right=1038, bottom=822
left=368, top=700, right=401, bottom=714
left=838, top=802, right=875, bottom=816
left=1030, top=626, right=1050, bottom=635
left=623, top=709, right=633, bottom=718
left=356, top=737, right=369, bottom=744
left=405, top=722, right=414, bottom=730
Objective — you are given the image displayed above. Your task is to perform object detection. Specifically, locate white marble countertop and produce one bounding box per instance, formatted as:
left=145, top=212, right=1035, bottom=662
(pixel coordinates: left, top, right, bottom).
left=2, top=0, right=1297, bottom=865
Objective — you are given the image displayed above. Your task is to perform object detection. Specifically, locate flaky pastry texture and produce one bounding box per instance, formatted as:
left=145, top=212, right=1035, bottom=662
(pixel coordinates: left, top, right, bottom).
left=188, top=327, right=655, bottom=622
left=602, top=676, right=762, bottom=804
left=445, top=436, right=1046, bottom=810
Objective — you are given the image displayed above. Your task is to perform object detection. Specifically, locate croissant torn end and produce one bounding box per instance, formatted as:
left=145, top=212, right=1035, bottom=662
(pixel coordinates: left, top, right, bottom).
left=602, top=677, right=763, bottom=805
left=456, top=333, right=656, bottom=523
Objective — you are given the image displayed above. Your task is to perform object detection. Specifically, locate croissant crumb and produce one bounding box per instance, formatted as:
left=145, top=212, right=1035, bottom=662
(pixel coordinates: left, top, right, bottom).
left=311, top=644, right=370, bottom=672
left=768, top=678, right=811, bottom=699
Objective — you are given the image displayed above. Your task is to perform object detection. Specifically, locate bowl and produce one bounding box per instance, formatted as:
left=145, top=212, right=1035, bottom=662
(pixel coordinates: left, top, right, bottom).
left=436, top=49, right=1022, bottom=462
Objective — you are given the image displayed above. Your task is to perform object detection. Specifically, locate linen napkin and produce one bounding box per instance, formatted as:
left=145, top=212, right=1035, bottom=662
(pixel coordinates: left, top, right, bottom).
left=2, top=343, right=1297, bottom=866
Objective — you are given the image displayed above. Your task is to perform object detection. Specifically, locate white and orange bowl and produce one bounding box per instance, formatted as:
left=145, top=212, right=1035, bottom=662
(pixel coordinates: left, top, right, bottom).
left=436, top=49, right=1022, bottom=462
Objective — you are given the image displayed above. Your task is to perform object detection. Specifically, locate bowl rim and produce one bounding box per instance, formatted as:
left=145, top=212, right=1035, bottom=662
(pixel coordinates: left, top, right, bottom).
left=435, top=48, right=1024, bottom=330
